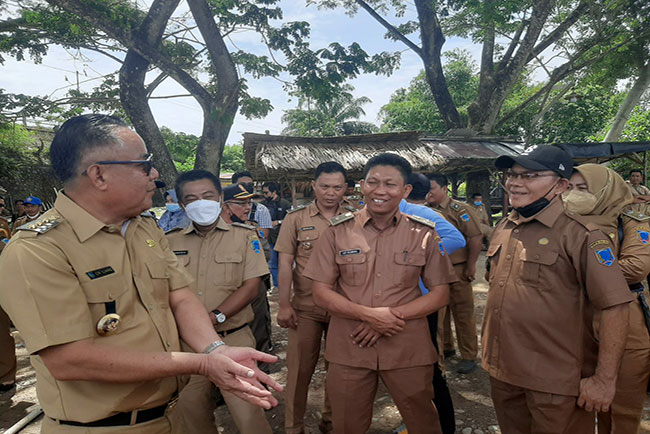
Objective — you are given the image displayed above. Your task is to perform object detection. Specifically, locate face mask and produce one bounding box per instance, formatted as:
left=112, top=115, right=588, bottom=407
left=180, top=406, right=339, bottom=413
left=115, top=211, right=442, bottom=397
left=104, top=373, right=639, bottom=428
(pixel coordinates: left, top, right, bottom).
left=474, top=201, right=482, bottom=206
left=184, top=199, right=221, bottom=226
left=562, top=190, right=598, bottom=215
left=166, top=203, right=181, bottom=213
left=513, top=180, right=558, bottom=218
left=26, top=211, right=40, bottom=219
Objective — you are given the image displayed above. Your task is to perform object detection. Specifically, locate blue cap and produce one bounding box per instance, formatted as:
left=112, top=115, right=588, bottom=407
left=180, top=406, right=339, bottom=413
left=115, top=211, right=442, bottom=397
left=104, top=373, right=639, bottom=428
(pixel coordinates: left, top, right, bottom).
left=24, top=196, right=43, bottom=206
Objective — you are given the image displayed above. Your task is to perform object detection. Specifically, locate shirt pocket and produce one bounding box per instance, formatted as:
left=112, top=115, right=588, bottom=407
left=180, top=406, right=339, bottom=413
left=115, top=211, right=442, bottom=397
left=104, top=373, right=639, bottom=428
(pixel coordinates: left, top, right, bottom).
left=80, top=273, right=129, bottom=334
left=334, top=253, right=367, bottom=287
left=519, top=249, right=559, bottom=290
left=214, top=252, right=243, bottom=287
left=393, top=252, right=426, bottom=288
left=485, top=243, right=502, bottom=283
left=297, top=229, right=319, bottom=257
left=146, top=260, right=171, bottom=309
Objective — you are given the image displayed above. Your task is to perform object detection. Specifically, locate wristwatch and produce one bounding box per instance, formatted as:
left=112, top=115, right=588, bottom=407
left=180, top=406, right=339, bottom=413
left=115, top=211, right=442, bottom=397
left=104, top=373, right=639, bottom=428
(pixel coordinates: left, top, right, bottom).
left=212, top=309, right=227, bottom=324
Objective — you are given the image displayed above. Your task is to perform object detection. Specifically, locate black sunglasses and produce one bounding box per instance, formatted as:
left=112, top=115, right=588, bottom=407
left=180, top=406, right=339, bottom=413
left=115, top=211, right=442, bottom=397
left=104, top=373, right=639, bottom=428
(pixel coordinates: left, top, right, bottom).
left=83, top=154, right=154, bottom=176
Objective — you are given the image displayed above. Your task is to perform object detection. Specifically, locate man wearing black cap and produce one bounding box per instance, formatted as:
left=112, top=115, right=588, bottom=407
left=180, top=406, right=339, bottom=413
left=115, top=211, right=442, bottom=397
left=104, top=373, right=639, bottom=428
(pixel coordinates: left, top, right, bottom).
left=166, top=175, right=273, bottom=434
left=483, top=145, right=633, bottom=433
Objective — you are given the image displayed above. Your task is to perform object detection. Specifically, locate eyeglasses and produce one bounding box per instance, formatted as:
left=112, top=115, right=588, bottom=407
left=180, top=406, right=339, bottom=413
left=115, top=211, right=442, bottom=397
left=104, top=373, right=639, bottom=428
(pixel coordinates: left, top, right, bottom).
left=83, top=154, right=154, bottom=176
left=227, top=200, right=252, bottom=207
left=504, top=171, right=558, bottom=181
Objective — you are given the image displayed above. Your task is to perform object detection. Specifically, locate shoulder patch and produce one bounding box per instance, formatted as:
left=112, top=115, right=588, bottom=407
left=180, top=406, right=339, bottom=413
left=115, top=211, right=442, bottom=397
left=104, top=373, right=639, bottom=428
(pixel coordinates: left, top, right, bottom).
left=624, top=208, right=650, bottom=222
left=450, top=202, right=462, bottom=211
left=330, top=212, right=355, bottom=226
left=287, top=205, right=307, bottom=214
left=231, top=222, right=255, bottom=230
left=345, top=205, right=358, bottom=212
left=17, top=216, right=61, bottom=234
left=408, top=214, right=437, bottom=230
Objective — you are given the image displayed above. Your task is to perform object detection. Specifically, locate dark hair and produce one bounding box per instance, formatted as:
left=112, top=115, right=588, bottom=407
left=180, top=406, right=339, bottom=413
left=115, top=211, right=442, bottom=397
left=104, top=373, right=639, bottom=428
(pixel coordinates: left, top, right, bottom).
left=346, top=179, right=355, bottom=188
left=629, top=169, right=643, bottom=177
left=15, top=199, right=23, bottom=205
left=263, top=181, right=279, bottom=193
left=363, top=153, right=412, bottom=183
left=314, top=161, right=347, bottom=181
left=407, top=173, right=430, bottom=201
left=232, top=170, right=253, bottom=183
left=50, top=114, right=129, bottom=184
left=175, top=170, right=222, bottom=203
left=471, top=192, right=482, bottom=199
left=427, top=173, right=448, bottom=188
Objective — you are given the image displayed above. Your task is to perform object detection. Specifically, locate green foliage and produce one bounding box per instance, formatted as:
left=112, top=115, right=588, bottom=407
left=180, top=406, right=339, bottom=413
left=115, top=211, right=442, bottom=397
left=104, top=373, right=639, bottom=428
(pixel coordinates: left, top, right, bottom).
left=221, top=144, right=246, bottom=172
left=0, top=123, right=39, bottom=181
left=160, top=127, right=198, bottom=171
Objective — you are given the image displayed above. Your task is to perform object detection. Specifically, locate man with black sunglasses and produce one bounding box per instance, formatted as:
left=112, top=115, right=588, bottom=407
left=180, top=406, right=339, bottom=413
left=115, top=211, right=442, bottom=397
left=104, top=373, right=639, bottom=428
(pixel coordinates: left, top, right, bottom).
left=0, top=114, right=281, bottom=434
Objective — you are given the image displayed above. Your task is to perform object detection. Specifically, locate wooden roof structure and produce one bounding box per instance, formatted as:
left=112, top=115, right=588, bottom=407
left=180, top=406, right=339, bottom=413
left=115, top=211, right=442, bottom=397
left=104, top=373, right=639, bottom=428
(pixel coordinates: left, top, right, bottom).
left=243, top=131, right=525, bottom=181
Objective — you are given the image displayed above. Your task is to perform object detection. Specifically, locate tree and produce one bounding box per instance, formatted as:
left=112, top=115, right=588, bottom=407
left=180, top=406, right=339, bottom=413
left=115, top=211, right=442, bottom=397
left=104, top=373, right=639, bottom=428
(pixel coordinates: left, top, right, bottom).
left=310, top=0, right=650, bottom=134
left=1, top=0, right=399, bottom=181
left=282, top=85, right=377, bottom=136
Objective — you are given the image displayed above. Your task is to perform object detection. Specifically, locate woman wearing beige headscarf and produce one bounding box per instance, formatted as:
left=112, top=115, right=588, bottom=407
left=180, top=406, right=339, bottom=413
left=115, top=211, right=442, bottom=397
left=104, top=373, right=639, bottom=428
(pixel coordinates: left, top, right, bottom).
left=564, top=163, right=650, bottom=434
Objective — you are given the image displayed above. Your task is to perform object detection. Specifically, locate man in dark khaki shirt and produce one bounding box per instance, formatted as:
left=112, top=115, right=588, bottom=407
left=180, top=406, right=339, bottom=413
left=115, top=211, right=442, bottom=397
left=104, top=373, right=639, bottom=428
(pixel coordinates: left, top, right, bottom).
left=275, top=161, right=351, bottom=434
left=0, top=115, right=279, bottom=434
left=426, top=173, right=483, bottom=374
left=167, top=176, right=273, bottom=434
left=304, top=154, right=457, bottom=434
left=484, top=145, right=633, bottom=433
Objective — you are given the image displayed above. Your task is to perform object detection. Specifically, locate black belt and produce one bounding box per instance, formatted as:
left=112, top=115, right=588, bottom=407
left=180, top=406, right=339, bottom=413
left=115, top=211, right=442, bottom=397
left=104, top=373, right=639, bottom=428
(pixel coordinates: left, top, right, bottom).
left=629, top=282, right=650, bottom=335
left=55, top=402, right=168, bottom=427
left=217, top=323, right=249, bottom=337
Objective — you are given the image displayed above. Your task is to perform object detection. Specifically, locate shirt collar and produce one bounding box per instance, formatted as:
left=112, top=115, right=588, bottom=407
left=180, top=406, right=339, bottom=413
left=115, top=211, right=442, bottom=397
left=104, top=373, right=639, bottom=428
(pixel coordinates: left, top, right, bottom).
left=54, top=192, right=121, bottom=243
left=309, top=200, right=349, bottom=217
left=357, top=206, right=402, bottom=228
left=509, top=196, right=564, bottom=228
left=184, top=216, right=230, bottom=236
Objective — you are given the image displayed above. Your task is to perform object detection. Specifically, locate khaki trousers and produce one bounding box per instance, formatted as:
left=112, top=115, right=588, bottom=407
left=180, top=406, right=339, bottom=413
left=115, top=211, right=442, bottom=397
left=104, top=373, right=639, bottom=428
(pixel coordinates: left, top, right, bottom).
left=440, top=263, right=478, bottom=360
left=328, top=363, right=441, bottom=434
left=175, top=327, right=272, bottom=434
left=597, top=347, right=650, bottom=434
left=0, top=306, right=16, bottom=384
left=490, top=377, right=594, bottom=434
left=42, top=408, right=182, bottom=434
left=285, top=310, right=331, bottom=434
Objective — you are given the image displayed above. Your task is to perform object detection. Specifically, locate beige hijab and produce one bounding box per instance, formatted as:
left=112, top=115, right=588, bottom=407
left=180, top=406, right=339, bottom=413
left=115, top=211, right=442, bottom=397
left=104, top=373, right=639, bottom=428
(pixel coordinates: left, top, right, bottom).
left=571, top=163, right=633, bottom=231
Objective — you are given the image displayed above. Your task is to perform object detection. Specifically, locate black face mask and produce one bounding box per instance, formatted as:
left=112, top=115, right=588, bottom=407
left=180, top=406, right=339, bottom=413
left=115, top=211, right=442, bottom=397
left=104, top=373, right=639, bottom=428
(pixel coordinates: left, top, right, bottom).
left=513, top=181, right=559, bottom=218
left=230, top=213, right=245, bottom=224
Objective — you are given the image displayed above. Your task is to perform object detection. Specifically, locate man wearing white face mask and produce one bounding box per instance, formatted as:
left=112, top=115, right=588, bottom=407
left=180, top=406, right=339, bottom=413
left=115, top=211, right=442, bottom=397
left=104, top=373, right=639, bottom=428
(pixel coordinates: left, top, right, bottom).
left=166, top=172, right=273, bottom=434
left=11, top=195, right=43, bottom=234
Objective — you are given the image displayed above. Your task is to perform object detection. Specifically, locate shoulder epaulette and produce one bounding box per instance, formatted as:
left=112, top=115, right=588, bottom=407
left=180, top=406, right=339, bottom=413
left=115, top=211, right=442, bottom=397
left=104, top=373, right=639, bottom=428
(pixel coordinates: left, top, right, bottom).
left=344, top=205, right=358, bottom=212
left=449, top=201, right=462, bottom=211
left=17, top=216, right=61, bottom=234
left=231, top=222, right=256, bottom=230
left=408, top=214, right=436, bottom=230
left=330, top=212, right=355, bottom=226
left=287, top=204, right=308, bottom=214
left=623, top=208, right=650, bottom=222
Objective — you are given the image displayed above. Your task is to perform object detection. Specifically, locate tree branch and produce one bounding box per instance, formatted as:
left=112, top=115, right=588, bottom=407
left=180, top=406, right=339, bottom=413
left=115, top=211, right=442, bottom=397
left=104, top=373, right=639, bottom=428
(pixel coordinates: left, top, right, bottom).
left=354, top=0, right=422, bottom=57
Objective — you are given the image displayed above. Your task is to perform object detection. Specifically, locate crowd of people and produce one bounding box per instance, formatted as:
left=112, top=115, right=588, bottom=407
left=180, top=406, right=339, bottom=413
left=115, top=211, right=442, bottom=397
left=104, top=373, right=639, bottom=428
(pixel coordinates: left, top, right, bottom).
left=0, top=113, right=649, bottom=434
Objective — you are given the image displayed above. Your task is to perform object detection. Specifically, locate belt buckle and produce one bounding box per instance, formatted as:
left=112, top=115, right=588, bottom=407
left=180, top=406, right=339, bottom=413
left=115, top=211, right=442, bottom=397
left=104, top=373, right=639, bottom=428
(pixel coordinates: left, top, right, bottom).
left=167, top=396, right=179, bottom=411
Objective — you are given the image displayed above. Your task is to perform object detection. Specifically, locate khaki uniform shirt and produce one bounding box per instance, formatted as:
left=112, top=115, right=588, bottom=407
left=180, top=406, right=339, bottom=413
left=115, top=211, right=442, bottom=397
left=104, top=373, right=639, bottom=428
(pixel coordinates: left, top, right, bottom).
left=627, top=182, right=650, bottom=214
left=597, top=212, right=650, bottom=350
left=482, top=198, right=634, bottom=396
left=467, top=202, right=491, bottom=227
left=0, top=193, right=192, bottom=422
left=0, top=217, right=10, bottom=253
left=11, top=214, right=38, bottom=235
left=303, top=208, right=457, bottom=370
left=166, top=218, right=269, bottom=333
left=430, top=198, right=482, bottom=264
left=274, top=202, right=353, bottom=315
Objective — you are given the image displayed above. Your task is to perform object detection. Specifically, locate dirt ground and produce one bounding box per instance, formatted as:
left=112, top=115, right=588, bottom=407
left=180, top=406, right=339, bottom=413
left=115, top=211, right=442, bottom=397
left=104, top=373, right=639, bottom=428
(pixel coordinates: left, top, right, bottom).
left=3, top=252, right=650, bottom=433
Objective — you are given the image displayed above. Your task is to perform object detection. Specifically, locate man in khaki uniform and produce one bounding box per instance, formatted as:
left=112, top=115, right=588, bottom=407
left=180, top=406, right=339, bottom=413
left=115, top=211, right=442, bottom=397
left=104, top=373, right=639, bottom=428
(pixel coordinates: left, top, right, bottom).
left=626, top=169, right=650, bottom=214
left=11, top=195, right=43, bottom=234
left=275, top=161, right=353, bottom=434
left=304, top=154, right=457, bottom=434
left=167, top=176, right=273, bottom=434
left=426, top=173, right=482, bottom=374
left=0, top=115, right=280, bottom=434
left=484, top=146, right=632, bottom=433
left=467, top=193, right=492, bottom=243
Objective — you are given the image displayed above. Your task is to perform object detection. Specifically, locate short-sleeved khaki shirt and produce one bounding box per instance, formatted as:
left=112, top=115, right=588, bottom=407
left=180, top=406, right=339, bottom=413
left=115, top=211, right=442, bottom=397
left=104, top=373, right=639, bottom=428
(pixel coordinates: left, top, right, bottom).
left=467, top=202, right=491, bottom=227
left=482, top=198, right=634, bottom=396
left=0, top=193, right=192, bottom=422
left=166, top=218, right=269, bottom=332
left=627, top=182, right=650, bottom=214
left=303, top=208, right=457, bottom=370
left=430, top=197, right=482, bottom=264
left=274, top=201, right=352, bottom=314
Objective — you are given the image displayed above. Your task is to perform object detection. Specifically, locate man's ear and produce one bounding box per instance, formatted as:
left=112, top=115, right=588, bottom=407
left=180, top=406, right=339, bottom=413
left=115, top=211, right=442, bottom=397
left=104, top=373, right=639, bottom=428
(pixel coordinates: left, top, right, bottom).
left=84, top=165, right=109, bottom=191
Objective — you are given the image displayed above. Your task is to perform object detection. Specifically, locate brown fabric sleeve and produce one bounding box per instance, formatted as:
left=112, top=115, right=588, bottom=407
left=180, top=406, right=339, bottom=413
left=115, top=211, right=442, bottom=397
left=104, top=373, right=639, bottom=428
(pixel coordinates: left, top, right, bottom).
left=274, top=210, right=299, bottom=254
left=302, top=225, right=339, bottom=285
left=619, top=217, right=650, bottom=283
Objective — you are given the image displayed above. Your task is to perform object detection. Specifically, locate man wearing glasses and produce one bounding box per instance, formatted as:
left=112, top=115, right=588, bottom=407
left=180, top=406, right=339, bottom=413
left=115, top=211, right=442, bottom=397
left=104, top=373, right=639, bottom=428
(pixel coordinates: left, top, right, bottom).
left=0, top=115, right=280, bottom=433
left=483, top=145, right=632, bottom=433
left=166, top=178, right=273, bottom=434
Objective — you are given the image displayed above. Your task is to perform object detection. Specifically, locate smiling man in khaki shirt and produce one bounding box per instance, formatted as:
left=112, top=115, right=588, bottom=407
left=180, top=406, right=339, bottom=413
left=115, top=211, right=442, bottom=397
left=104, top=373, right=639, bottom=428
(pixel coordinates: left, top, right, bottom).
left=166, top=175, right=272, bottom=434
left=0, top=115, right=280, bottom=434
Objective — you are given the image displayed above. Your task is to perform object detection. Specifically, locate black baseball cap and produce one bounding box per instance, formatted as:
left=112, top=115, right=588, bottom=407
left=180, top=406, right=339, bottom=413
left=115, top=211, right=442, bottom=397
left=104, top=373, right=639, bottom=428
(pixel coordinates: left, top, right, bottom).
left=495, top=145, right=573, bottom=179
left=223, top=183, right=257, bottom=202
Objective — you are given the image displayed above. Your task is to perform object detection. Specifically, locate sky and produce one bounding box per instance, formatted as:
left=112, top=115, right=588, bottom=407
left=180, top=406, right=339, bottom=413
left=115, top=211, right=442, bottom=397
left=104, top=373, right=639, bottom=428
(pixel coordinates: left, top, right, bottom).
left=1, top=1, right=484, bottom=145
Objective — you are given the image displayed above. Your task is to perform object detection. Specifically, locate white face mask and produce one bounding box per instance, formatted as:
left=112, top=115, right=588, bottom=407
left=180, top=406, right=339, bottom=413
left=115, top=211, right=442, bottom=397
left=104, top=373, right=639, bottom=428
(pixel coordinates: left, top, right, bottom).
left=184, top=199, right=221, bottom=226
left=26, top=211, right=40, bottom=219
left=562, top=190, right=598, bottom=215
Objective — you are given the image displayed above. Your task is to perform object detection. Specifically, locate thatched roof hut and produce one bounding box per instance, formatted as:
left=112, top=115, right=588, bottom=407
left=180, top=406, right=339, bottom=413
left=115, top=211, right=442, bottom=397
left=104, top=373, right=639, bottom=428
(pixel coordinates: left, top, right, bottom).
left=243, top=131, right=525, bottom=181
